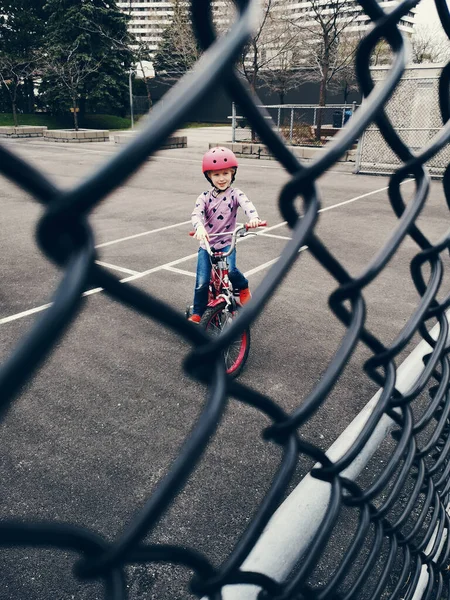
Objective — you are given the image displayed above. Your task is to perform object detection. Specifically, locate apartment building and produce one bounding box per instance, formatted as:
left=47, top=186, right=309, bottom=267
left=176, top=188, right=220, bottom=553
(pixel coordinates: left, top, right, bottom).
left=117, top=0, right=174, bottom=55
left=117, top=0, right=415, bottom=60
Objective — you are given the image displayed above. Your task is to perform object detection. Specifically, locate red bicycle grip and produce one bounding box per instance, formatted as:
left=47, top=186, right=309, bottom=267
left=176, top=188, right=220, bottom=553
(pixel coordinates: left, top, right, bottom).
left=245, top=220, right=268, bottom=230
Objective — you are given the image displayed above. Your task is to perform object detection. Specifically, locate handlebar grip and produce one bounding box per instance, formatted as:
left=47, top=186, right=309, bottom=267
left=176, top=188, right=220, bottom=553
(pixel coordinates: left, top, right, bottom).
left=245, top=220, right=268, bottom=230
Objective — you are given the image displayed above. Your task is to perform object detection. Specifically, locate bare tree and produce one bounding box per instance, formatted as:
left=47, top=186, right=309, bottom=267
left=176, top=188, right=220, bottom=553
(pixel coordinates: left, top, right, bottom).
left=370, top=39, right=393, bottom=66
left=0, top=53, right=39, bottom=126
left=329, top=33, right=360, bottom=102
left=215, top=0, right=302, bottom=140
left=153, top=0, right=200, bottom=81
left=42, top=42, right=103, bottom=130
left=258, top=7, right=310, bottom=104
left=134, top=44, right=154, bottom=110
left=292, top=0, right=360, bottom=139
left=411, top=24, right=450, bottom=64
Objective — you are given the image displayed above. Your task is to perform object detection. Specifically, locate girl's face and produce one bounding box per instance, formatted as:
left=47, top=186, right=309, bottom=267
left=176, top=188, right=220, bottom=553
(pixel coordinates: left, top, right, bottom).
left=209, top=168, right=234, bottom=191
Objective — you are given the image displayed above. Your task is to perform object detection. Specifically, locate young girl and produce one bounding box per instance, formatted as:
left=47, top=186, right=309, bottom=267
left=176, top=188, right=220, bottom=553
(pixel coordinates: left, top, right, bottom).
left=189, top=147, right=261, bottom=323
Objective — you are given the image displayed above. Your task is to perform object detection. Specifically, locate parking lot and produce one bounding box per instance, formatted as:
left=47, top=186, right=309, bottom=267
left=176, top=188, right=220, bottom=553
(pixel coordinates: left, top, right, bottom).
left=1, top=131, right=449, bottom=599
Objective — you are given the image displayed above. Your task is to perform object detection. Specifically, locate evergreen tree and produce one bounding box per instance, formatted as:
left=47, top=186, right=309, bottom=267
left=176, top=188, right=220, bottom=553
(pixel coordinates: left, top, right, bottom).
left=40, top=0, right=133, bottom=126
left=0, top=0, right=46, bottom=122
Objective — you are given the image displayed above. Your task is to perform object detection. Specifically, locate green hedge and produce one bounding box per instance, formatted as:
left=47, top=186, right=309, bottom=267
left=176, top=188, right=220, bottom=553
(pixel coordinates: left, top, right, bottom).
left=0, top=113, right=133, bottom=130
left=0, top=113, right=227, bottom=130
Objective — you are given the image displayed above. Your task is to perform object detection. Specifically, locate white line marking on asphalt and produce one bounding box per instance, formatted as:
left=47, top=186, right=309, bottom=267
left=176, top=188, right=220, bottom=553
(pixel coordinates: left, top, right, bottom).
left=95, top=260, right=140, bottom=276
left=244, top=246, right=308, bottom=277
left=0, top=303, right=53, bottom=325
left=96, top=220, right=191, bottom=248
left=258, top=233, right=292, bottom=241
left=163, top=266, right=196, bottom=278
left=0, top=181, right=409, bottom=326
left=0, top=252, right=200, bottom=326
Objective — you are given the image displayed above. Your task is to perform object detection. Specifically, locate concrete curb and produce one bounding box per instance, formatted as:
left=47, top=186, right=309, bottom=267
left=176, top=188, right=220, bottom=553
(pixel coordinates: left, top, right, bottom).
left=44, top=129, right=109, bottom=143
left=114, top=133, right=187, bottom=149
left=0, top=126, right=47, bottom=138
left=210, top=141, right=357, bottom=163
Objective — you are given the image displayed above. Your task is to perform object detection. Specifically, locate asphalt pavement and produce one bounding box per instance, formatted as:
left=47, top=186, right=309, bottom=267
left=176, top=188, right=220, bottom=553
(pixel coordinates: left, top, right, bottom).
left=1, top=131, right=449, bottom=599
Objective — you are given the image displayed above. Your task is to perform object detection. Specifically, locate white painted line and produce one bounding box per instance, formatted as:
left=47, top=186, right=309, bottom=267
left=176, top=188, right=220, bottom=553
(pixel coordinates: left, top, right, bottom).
left=244, top=246, right=308, bottom=277
left=163, top=266, right=196, bottom=278
left=95, top=260, right=140, bottom=276
left=244, top=259, right=279, bottom=278
left=258, top=233, right=292, bottom=241
left=0, top=180, right=408, bottom=326
left=0, top=252, right=199, bottom=326
left=0, top=303, right=52, bottom=325
left=95, top=220, right=191, bottom=249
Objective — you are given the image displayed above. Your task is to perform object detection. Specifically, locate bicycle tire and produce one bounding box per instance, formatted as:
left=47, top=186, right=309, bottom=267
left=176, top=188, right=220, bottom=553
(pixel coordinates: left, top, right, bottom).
left=200, top=302, right=250, bottom=378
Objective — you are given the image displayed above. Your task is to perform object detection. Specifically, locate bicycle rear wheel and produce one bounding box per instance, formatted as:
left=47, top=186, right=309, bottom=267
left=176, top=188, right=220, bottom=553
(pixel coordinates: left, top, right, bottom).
left=200, top=302, right=250, bottom=378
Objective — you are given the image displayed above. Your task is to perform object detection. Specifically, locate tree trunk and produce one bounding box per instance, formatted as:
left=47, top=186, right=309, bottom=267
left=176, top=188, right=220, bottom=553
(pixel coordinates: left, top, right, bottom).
left=26, top=78, right=35, bottom=113
left=12, top=101, right=18, bottom=127
left=72, top=97, right=79, bottom=131
left=251, top=70, right=258, bottom=143
left=343, top=82, right=349, bottom=104
left=251, top=43, right=258, bottom=143
left=143, top=77, right=153, bottom=111
left=139, top=60, right=153, bottom=111
left=316, top=64, right=328, bottom=142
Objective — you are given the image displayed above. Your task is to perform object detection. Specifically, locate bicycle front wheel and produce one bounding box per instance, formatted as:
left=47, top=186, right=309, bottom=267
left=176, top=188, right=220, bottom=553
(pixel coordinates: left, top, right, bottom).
left=200, top=302, right=250, bottom=378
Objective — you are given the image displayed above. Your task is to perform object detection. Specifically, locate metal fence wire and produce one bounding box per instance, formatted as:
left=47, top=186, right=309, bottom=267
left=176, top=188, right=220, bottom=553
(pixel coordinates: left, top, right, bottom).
left=356, top=71, right=450, bottom=176
left=231, top=103, right=358, bottom=144
left=2, top=0, right=450, bottom=598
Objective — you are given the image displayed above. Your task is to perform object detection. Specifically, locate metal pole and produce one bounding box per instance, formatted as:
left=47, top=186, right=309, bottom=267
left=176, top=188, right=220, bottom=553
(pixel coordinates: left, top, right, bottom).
left=289, top=108, right=294, bottom=145
left=313, top=107, right=317, bottom=127
left=129, top=70, right=134, bottom=130
left=277, top=107, right=281, bottom=132
left=341, top=107, right=345, bottom=128
left=232, top=102, right=236, bottom=143
left=353, top=128, right=365, bottom=174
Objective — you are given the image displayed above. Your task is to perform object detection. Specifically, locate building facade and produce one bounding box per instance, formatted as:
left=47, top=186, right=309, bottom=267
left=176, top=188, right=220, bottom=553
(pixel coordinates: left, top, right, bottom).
left=117, top=0, right=174, bottom=55
left=117, top=0, right=415, bottom=62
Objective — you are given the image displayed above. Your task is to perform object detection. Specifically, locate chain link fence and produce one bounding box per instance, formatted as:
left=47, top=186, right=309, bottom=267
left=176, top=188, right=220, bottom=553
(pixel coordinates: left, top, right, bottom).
left=231, top=102, right=358, bottom=145
left=2, top=0, right=450, bottom=598
left=356, top=68, right=448, bottom=176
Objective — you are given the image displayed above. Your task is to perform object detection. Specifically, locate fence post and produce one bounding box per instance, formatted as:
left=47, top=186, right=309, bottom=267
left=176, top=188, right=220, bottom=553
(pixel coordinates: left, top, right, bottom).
left=129, top=70, right=134, bottom=129
left=341, top=107, right=345, bottom=128
left=232, top=102, right=236, bottom=143
left=277, top=107, right=281, bottom=132
left=290, top=108, right=294, bottom=145
left=313, top=107, right=317, bottom=127
left=354, top=129, right=365, bottom=174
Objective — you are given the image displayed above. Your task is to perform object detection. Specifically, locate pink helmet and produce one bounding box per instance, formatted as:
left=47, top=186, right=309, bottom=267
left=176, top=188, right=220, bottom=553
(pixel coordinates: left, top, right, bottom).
left=202, top=147, right=238, bottom=173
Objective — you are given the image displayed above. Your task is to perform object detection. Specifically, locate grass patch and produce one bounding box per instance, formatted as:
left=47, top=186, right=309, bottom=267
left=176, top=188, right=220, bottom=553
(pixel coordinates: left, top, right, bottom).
left=0, top=113, right=133, bottom=130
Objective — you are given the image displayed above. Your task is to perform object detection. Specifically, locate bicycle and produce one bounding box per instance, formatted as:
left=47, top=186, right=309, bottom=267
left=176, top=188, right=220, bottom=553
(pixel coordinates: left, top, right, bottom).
left=187, top=221, right=267, bottom=377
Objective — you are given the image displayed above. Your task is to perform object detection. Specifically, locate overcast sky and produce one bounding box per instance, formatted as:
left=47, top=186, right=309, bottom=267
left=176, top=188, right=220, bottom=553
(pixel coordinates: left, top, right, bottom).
left=414, top=0, right=441, bottom=25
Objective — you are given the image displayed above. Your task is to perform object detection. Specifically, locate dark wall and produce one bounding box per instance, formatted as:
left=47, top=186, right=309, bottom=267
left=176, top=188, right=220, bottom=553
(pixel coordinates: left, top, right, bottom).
left=147, top=76, right=362, bottom=123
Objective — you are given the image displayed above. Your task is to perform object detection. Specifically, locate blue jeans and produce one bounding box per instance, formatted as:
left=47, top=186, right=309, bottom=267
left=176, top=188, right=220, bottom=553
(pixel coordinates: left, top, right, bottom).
left=193, top=246, right=248, bottom=316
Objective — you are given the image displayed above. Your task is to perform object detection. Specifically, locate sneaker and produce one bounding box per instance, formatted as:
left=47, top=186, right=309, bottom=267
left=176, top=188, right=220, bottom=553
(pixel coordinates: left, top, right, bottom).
left=239, top=288, right=252, bottom=305
left=188, top=314, right=201, bottom=323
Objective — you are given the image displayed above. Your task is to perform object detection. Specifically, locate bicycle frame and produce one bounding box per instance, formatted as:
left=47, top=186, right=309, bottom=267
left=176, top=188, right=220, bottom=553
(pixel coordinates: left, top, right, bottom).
left=188, top=221, right=267, bottom=313
left=202, top=224, right=252, bottom=310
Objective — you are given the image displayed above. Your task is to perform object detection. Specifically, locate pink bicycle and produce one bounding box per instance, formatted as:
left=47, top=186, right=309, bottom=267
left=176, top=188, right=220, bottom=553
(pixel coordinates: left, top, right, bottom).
left=188, top=222, right=267, bottom=377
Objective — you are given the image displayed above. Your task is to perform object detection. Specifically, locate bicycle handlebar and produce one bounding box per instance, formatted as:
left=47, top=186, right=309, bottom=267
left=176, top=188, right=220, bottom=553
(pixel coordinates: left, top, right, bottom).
left=189, top=221, right=267, bottom=257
